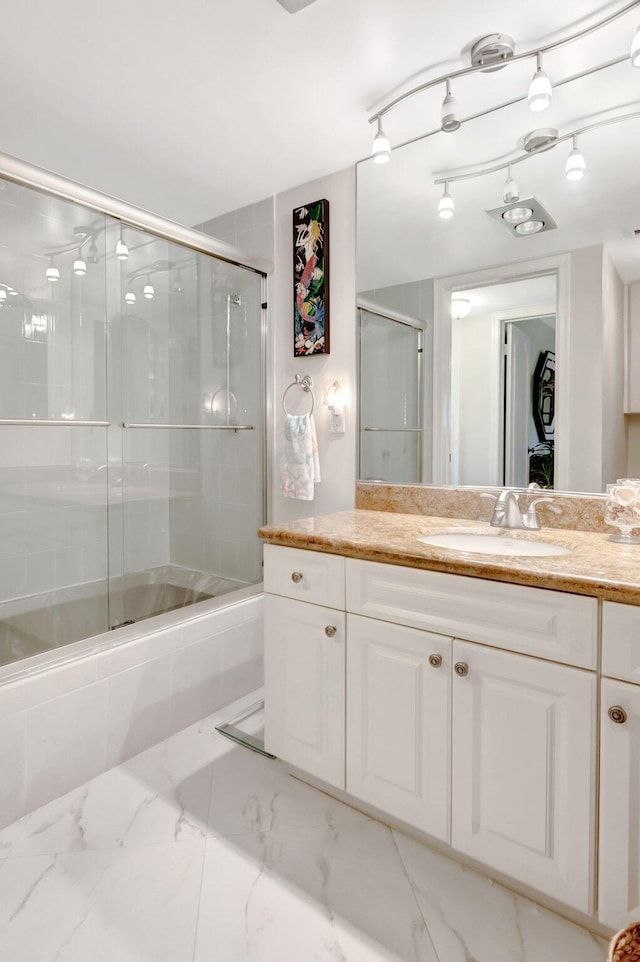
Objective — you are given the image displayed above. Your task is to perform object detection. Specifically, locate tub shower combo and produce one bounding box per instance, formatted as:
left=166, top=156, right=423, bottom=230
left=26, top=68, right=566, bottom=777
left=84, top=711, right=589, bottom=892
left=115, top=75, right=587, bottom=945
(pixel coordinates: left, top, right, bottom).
left=0, top=155, right=267, bottom=673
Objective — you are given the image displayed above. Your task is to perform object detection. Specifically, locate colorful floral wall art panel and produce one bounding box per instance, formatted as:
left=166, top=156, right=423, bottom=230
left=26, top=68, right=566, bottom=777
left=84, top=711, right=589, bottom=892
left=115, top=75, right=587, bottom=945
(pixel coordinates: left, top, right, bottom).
left=293, top=199, right=330, bottom=356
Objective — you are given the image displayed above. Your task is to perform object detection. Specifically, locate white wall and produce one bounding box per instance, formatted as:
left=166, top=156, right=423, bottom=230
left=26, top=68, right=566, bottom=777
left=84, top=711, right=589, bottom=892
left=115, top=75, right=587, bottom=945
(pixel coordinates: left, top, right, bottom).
left=602, top=250, right=626, bottom=486
left=272, top=167, right=357, bottom=523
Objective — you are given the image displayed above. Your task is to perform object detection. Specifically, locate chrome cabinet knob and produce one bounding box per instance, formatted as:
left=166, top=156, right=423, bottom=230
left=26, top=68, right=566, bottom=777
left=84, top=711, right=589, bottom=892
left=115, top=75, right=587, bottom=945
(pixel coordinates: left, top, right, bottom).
left=608, top=705, right=628, bottom=725
left=454, top=661, right=469, bottom=677
left=291, top=571, right=303, bottom=583
left=428, top=654, right=443, bottom=668
left=325, top=625, right=337, bottom=638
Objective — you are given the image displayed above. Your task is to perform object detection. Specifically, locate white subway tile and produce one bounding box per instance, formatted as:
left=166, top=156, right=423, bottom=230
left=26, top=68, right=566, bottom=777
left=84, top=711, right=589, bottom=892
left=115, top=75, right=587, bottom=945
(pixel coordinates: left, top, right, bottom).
left=25, top=682, right=108, bottom=811
left=95, top=626, right=181, bottom=679
left=0, top=711, right=26, bottom=828
left=105, top=656, right=172, bottom=768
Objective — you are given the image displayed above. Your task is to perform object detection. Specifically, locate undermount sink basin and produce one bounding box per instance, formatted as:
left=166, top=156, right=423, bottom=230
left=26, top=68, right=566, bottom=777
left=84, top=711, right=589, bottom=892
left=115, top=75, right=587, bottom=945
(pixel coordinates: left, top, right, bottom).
left=418, top=532, right=572, bottom=557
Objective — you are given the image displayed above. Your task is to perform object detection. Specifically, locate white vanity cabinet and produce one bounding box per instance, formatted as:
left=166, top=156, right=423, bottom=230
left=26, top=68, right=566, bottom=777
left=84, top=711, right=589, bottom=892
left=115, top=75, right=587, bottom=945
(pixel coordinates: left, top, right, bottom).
left=263, top=544, right=599, bottom=915
left=263, top=546, right=346, bottom=788
left=346, top=614, right=452, bottom=841
left=599, top=601, right=640, bottom=929
left=451, top=639, right=595, bottom=911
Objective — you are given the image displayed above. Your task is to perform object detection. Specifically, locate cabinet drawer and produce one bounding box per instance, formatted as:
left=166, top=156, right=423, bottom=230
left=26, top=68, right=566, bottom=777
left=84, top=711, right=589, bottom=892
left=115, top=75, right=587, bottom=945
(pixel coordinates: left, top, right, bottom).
left=264, top=544, right=345, bottom=608
left=346, top=559, right=597, bottom=668
left=602, top=601, right=640, bottom=683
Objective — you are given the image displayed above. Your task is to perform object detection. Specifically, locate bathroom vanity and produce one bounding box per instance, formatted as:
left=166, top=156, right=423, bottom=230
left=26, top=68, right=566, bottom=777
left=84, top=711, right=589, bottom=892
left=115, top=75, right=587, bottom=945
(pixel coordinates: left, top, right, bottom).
left=259, top=509, right=640, bottom=933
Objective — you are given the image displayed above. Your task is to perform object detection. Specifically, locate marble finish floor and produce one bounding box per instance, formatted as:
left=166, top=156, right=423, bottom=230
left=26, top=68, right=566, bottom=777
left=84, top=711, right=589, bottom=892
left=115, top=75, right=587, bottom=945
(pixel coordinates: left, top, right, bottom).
left=0, top=690, right=609, bottom=961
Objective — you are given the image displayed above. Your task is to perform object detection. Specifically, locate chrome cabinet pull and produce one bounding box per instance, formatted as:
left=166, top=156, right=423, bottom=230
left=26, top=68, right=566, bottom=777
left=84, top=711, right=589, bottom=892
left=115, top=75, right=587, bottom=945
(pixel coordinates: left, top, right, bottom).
left=291, top=571, right=303, bottom=583
left=608, top=705, right=628, bottom=724
left=454, top=661, right=469, bottom=677
left=428, top=654, right=443, bottom=668
left=325, top=625, right=337, bottom=638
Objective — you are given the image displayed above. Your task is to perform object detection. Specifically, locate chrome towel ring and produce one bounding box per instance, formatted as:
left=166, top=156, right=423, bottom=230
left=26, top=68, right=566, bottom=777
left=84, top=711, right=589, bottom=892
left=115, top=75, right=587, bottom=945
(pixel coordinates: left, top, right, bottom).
left=283, top=374, right=315, bottom=416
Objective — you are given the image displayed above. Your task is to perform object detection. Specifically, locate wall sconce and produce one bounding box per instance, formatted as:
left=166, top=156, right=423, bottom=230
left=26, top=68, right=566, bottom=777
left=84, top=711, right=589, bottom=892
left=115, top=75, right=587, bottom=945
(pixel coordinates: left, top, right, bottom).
left=325, top=379, right=346, bottom=434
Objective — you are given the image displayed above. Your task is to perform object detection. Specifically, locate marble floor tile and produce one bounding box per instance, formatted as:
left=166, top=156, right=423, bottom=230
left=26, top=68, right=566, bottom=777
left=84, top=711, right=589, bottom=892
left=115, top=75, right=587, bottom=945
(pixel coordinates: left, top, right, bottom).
left=0, top=722, right=217, bottom=858
left=0, top=689, right=611, bottom=961
left=393, top=831, right=608, bottom=962
left=194, top=818, right=439, bottom=962
left=0, top=839, right=205, bottom=962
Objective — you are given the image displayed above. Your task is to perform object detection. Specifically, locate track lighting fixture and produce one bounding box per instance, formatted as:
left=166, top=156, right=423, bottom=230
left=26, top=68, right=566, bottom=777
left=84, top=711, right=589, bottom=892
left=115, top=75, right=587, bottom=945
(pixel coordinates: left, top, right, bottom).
left=88, top=239, right=99, bottom=265
left=371, top=117, right=391, bottom=164
left=502, top=166, right=520, bottom=204
left=565, top=135, right=586, bottom=180
left=143, top=277, right=154, bottom=299
left=115, top=229, right=129, bottom=261
left=173, top=269, right=183, bottom=294
left=632, top=25, right=640, bottom=66
left=368, top=5, right=640, bottom=166
left=125, top=290, right=136, bottom=305
left=438, top=182, right=455, bottom=219
left=45, top=256, right=60, bottom=283
left=528, top=53, right=552, bottom=112
left=73, top=249, right=87, bottom=276
left=440, top=80, right=461, bottom=133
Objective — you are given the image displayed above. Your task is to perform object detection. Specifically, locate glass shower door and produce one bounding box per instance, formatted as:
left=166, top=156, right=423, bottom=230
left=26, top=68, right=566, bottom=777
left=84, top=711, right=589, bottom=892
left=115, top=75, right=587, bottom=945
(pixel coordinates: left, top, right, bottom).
left=358, top=308, right=424, bottom=483
left=108, top=224, right=265, bottom=628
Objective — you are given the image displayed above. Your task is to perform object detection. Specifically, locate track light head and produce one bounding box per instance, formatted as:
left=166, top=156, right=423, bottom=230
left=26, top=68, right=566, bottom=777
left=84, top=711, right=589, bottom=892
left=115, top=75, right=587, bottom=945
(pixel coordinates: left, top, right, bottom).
left=371, top=117, right=391, bottom=164
left=565, top=136, right=585, bottom=180
left=528, top=53, right=552, bottom=112
left=503, top=166, right=520, bottom=203
left=441, top=80, right=461, bottom=133
left=438, top=183, right=455, bottom=219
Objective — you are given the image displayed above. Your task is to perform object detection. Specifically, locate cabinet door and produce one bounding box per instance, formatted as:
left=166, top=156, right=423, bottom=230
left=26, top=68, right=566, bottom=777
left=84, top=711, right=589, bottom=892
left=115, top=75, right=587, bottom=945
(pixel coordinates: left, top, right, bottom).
left=346, top=614, right=451, bottom=841
left=451, top=640, right=596, bottom=913
left=264, top=594, right=345, bottom=789
left=599, top=678, right=640, bottom=929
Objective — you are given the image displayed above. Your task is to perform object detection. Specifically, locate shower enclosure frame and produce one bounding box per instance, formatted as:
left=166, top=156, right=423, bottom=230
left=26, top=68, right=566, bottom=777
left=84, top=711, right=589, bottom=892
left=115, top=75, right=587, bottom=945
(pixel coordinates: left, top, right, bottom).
left=0, top=147, right=272, bottom=672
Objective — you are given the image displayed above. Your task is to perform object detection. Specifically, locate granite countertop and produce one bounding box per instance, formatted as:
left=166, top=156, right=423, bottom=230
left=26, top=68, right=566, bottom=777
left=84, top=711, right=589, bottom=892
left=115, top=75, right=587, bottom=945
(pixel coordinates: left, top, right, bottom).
left=258, top=509, right=640, bottom=604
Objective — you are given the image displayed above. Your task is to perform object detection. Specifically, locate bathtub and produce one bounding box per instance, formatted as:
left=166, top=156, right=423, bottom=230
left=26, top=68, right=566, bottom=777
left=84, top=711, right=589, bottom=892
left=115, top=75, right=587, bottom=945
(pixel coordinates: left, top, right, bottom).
left=0, top=575, right=264, bottom=831
left=0, top=564, right=249, bottom=668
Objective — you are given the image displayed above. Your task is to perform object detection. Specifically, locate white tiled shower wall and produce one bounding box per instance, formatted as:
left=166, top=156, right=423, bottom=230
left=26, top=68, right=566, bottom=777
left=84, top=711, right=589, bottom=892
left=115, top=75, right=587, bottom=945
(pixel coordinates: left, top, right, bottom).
left=0, top=593, right=263, bottom=829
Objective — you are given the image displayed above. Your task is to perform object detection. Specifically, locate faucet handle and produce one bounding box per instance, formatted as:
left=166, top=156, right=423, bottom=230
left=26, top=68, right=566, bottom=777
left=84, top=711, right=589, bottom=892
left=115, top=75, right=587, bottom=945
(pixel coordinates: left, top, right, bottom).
left=479, top=492, right=498, bottom=521
left=524, top=496, right=561, bottom=529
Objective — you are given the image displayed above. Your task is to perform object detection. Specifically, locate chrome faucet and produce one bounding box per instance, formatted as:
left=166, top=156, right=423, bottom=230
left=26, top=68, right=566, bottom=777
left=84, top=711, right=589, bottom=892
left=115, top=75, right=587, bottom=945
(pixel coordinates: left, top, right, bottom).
left=481, top=489, right=560, bottom=530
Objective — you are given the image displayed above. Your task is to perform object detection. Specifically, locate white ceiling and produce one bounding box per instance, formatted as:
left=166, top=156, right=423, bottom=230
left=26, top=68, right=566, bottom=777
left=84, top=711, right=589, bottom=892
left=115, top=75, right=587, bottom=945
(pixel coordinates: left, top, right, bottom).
left=1, top=0, right=636, bottom=236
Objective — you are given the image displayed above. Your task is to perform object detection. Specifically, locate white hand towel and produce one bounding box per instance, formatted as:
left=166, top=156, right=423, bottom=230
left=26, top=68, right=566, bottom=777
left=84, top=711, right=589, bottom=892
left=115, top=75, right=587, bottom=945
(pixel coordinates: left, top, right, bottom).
left=279, top=413, right=321, bottom=500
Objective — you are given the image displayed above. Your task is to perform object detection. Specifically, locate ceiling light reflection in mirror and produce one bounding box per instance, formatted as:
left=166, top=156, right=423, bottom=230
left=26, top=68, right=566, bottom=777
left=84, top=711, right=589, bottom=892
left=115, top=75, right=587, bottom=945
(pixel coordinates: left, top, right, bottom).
left=356, top=2, right=640, bottom=494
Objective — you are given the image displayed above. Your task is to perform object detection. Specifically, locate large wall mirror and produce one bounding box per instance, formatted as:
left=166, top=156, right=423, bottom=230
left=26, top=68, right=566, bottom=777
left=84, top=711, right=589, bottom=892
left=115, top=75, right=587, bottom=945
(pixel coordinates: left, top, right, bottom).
left=356, top=10, right=640, bottom=494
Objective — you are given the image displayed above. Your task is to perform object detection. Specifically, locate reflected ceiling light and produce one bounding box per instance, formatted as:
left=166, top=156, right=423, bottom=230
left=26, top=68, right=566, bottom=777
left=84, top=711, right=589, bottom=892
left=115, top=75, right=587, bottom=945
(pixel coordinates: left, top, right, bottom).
left=632, top=25, right=640, bottom=66
left=502, top=205, right=533, bottom=224
left=438, top=182, right=455, bottom=219
left=441, top=80, right=461, bottom=133
left=565, top=135, right=586, bottom=180
left=115, top=229, right=129, bottom=261
left=371, top=117, right=391, bottom=164
left=45, top=256, right=60, bottom=282
left=173, top=269, right=183, bottom=294
left=0, top=289, right=6, bottom=305
left=87, top=239, right=99, bottom=264
left=451, top=296, right=472, bottom=318
left=502, top=165, right=520, bottom=204
left=73, top=249, right=87, bottom=276
left=125, top=290, right=136, bottom=305
left=143, top=276, right=154, bottom=299
left=528, top=53, right=552, bottom=111
left=515, top=219, right=545, bottom=234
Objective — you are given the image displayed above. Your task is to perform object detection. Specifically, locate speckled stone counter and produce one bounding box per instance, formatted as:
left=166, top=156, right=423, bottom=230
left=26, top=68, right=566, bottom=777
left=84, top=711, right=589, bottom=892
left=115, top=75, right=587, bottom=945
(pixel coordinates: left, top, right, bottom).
left=258, top=510, right=640, bottom=605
